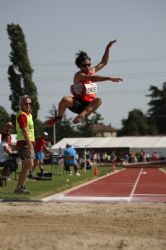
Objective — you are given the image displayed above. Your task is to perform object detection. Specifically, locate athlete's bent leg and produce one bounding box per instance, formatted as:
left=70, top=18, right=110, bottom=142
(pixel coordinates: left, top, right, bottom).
left=58, top=96, right=74, bottom=116
left=73, top=98, right=102, bottom=124
left=48, top=96, right=74, bottom=127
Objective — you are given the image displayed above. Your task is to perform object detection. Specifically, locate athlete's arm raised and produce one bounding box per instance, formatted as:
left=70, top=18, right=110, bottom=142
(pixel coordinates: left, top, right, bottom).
left=92, top=40, right=117, bottom=73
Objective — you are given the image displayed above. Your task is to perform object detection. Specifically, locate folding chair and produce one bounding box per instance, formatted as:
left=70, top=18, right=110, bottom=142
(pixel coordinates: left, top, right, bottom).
left=0, top=164, right=7, bottom=186
left=51, top=155, right=63, bottom=175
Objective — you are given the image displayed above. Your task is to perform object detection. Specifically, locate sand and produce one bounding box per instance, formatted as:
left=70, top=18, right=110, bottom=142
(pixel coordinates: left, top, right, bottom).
left=0, top=202, right=165, bottom=250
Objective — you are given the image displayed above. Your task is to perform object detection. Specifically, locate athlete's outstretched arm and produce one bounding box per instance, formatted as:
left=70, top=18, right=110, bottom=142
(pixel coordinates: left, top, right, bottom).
left=77, top=72, right=123, bottom=83
left=91, top=75, right=123, bottom=83
left=94, top=39, right=117, bottom=73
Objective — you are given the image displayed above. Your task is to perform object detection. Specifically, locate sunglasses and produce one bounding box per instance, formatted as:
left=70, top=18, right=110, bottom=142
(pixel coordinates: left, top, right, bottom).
left=81, top=63, right=91, bottom=68
left=23, top=102, right=31, bottom=106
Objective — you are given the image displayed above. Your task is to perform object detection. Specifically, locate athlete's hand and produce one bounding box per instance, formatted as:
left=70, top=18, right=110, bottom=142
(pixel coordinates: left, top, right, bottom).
left=107, top=40, right=117, bottom=48
left=110, top=77, right=123, bottom=82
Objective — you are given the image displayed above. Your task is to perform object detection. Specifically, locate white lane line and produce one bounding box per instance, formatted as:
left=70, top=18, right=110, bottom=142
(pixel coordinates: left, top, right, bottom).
left=134, top=194, right=166, bottom=196
left=129, top=167, right=144, bottom=202
left=44, top=196, right=131, bottom=203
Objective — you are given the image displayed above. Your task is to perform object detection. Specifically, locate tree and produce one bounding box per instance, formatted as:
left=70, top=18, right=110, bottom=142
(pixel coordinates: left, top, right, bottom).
left=147, top=82, right=166, bottom=134
left=118, top=109, right=151, bottom=136
left=76, top=112, right=104, bottom=137
left=90, top=112, right=104, bottom=125
left=7, top=23, right=40, bottom=122
left=0, top=106, right=11, bottom=132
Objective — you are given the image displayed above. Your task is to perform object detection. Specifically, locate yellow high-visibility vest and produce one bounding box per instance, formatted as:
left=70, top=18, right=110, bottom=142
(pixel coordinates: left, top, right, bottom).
left=16, top=111, right=35, bottom=141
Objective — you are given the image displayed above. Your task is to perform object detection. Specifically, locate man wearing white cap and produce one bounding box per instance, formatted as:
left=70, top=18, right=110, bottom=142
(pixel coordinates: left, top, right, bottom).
left=30, top=132, right=53, bottom=177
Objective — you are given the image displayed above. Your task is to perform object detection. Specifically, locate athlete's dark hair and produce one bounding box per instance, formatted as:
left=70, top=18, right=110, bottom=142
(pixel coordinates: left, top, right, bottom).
left=75, top=50, right=91, bottom=67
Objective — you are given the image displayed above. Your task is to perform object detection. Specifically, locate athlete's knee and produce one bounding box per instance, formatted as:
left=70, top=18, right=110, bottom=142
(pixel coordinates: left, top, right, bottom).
left=60, top=96, right=73, bottom=105
left=95, top=97, right=102, bottom=106
left=60, top=96, right=68, bottom=103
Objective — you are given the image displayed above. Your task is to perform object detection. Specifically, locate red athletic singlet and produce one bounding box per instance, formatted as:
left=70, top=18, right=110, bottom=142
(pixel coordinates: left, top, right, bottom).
left=70, top=72, right=97, bottom=102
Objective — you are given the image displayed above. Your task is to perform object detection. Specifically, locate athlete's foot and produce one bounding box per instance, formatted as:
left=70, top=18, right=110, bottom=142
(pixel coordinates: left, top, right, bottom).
left=73, top=114, right=86, bottom=124
left=47, top=116, right=62, bottom=127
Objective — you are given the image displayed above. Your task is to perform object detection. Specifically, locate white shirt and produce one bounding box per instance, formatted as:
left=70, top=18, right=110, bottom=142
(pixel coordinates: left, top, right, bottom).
left=0, top=142, right=9, bottom=163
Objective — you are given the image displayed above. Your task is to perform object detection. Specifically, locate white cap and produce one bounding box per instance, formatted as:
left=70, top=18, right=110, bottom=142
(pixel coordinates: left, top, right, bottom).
left=6, top=122, right=13, bottom=127
left=43, top=132, right=48, bottom=136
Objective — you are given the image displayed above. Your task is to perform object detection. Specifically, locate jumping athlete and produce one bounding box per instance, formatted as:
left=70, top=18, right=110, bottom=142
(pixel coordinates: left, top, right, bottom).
left=48, top=39, right=123, bottom=126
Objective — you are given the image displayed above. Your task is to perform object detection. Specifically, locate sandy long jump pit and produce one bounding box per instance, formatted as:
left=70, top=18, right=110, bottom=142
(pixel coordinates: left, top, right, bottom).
left=0, top=166, right=166, bottom=250
left=0, top=202, right=165, bottom=250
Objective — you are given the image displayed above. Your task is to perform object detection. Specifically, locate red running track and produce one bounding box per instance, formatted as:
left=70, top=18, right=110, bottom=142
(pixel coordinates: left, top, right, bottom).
left=43, top=168, right=166, bottom=203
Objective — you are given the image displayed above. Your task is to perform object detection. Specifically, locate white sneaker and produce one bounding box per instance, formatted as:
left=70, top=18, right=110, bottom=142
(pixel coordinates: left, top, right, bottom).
left=14, top=186, right=30, bottom=194
left=76, top=172, right=80, bottom=176
left=73, top=115, right=85, bottom=124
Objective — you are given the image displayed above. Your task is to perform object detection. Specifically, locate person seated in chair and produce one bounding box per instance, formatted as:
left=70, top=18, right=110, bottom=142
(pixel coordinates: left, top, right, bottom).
left=1, top=122, right=14, bottom=149
left=63, top=144, right=80, bottom=176
left=0, top=134, right=18, bottom=181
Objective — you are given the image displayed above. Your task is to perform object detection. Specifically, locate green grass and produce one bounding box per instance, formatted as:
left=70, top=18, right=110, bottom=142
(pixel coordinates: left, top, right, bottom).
left=0, top=164, right=123, bottom=201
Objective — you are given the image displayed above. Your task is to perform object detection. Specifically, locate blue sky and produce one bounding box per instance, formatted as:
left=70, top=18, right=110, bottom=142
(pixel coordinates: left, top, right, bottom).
left=1, top=0, right=166, bottom=128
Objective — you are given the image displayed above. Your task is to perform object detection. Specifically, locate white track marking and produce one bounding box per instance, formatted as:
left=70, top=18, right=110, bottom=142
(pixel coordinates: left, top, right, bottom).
left=129, top=167, right=144, bottom=202
left=134, top=194, right=166, bottom=196
left=43, top=196, right=131, bottom=203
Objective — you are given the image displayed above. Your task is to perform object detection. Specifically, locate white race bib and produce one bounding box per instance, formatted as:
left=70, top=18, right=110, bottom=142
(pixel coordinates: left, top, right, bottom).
left=84, top=83, right=97, bottom=94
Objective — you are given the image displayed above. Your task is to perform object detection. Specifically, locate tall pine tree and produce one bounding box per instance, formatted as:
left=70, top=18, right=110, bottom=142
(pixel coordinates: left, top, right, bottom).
left=147, top=81, right=166, bottom=134
left=7, top=23, right=40, bottom=122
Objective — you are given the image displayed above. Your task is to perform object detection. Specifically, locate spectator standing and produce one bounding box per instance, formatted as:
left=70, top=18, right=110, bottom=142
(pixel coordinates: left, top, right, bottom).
left=146, top=152, right=150, bottom=162
left=15, top=95, right=35, bottom=194
left=64, top=144, right=80, bottom=176
left=30, top=132, right=53, bottom=177
left=140, top=150, right=147, bottom=162
left=110, top=150, right=117, bottom=163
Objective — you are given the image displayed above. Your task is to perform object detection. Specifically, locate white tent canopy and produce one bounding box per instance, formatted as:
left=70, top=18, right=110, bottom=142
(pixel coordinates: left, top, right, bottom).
left=51, top=136, right=166, bottom=157
left=2, top=135, right=165, bottom=156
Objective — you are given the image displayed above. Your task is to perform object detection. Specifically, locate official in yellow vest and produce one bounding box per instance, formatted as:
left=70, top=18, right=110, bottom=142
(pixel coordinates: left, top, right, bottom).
left=15, top=95, right=35, bottom=194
